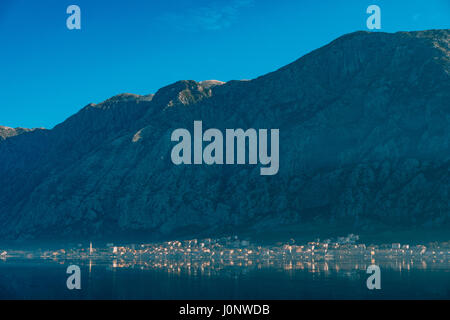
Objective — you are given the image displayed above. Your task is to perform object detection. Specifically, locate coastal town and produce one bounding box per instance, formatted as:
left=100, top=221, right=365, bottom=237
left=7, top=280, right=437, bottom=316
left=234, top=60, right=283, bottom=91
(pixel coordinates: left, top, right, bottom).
left=1, top=235, right=449, bottom=274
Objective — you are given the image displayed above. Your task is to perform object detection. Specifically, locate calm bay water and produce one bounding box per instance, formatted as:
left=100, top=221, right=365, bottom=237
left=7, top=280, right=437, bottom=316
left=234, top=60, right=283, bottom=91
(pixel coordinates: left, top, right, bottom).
left=0, top=258, right=448, bottom=299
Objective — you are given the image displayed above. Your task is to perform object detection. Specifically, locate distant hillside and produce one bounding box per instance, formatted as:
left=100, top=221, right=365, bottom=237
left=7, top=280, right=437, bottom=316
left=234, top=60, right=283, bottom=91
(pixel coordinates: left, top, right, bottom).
left=0, top=30, right=449, bottom=240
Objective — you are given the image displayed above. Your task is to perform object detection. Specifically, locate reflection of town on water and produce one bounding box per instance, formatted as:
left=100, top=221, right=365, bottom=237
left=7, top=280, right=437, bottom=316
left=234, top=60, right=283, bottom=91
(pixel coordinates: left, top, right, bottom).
left=1, top=234, right=449, bottom=280
left=83, top=256, right=445, bottom=280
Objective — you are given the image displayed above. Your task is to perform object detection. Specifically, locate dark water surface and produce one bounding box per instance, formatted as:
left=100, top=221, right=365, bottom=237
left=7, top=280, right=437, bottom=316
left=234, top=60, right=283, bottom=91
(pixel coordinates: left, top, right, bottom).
left=0, top=258, right=448, bottom=299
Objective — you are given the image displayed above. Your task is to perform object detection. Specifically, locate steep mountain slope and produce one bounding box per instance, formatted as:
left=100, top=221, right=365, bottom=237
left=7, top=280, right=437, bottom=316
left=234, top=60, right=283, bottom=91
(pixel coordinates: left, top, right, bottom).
left=0, top=30, right=449, bottom=240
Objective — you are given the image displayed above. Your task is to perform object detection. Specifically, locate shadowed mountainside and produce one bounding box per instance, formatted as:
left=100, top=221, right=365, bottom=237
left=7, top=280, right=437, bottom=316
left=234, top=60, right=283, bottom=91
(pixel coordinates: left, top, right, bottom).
left=0, top=30, right=449, bottom=240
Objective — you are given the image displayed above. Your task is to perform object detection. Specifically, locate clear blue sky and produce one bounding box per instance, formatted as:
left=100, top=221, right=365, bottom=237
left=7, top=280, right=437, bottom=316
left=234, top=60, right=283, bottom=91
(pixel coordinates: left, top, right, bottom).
left=1, top=0, right=449, bottom=129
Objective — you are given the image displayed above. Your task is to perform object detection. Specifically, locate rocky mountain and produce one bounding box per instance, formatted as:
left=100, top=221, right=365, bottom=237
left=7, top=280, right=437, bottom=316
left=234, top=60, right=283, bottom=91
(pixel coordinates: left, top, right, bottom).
left=0, top=126, right=42, bottom=141
left=0, top=30, right=449, bottom=241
